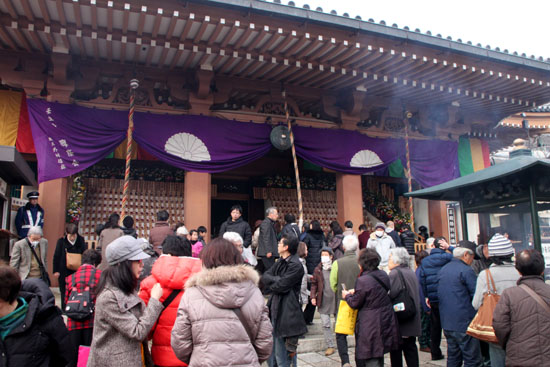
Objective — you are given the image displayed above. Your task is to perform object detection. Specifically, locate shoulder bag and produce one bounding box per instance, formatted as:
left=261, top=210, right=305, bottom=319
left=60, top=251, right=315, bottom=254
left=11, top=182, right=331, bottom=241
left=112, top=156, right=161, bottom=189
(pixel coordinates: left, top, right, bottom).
left=391, top=269, right=417, bottom=322
left=466, top=269, right=499, bottom=343
left=66, top=248, right=82, bottom=271
left=26, top=239, right=51, bottom=286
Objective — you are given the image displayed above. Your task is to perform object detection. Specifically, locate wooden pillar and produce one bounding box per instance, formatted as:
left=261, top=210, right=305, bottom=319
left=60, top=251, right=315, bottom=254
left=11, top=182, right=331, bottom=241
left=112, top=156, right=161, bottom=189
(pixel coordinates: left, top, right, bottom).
left=38, top=178, right=68, bottom=283
left=428, top=200, right=450, bottom=240
left=184, top=172, right=211, bottom=242
left=336, top=173, right=364, bottom=232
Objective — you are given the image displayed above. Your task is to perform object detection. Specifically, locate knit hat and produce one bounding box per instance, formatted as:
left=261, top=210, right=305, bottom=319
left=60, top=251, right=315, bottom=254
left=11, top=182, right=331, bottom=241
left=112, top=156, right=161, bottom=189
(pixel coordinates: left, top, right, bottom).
left=375, top=222, right=386, bottom=230
left=488, top=233, right=514, bottom=257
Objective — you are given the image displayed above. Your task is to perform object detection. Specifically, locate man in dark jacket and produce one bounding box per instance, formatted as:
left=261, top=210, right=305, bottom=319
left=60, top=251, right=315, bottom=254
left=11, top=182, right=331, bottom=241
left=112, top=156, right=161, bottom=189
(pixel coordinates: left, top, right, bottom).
left=148, top=210, right=174, bottom=255
left=493, top=249, right=550, bottom=366
left=218, top=204, right=253, bottom=248
left=280, top=213, right=300, bottom=239
left=257, top=207, right=279, bottom=272
left=437, top=246, right=480, bottom=366
left=399, top=224, right=416, bottom=255
left=418, top=237, right=454, bottom=361
left=262, top=235, right=307, bottom=367
left=15, top=191, right=44, bottom=239
left=0, top=266, right=74, bottom=367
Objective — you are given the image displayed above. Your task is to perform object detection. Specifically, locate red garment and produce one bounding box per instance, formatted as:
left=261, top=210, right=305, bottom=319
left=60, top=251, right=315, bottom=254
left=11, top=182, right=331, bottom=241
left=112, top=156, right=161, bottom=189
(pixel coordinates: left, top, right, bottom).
left=358, top=231, right=371, bottom=249
left=64, top=264, right=102, bottom=331
left=139, top=255, right=202, bottom=367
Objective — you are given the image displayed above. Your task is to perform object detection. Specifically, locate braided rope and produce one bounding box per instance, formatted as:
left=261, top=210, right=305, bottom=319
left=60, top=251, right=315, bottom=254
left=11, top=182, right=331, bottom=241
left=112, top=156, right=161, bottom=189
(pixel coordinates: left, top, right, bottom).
left=404, top=118, right=415, bottom=231
left=283, top=90, right=303, bottom=228
left=121, top=83, right=136, bottom=222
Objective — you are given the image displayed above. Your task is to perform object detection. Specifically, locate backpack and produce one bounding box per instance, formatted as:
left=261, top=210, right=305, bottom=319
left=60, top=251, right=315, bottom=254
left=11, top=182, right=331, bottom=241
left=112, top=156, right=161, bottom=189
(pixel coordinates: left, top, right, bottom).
left=65, top=268, right=97, bottom=321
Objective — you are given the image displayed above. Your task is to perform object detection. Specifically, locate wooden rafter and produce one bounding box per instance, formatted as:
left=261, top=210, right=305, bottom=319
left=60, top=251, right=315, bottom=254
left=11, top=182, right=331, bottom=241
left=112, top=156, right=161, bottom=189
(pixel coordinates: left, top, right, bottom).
left=2, top=0, right=17, bottom=19
left=258, top=31, right=281, bottom=54
left=207, top=21, right=225, bottom=46
left=193, top=17, right=210, bottom=43
left=55, top=0, right=67, bottom=26
left=245, top=27, right=268, bottom=51
left=0, top=25, right=17, bottom=50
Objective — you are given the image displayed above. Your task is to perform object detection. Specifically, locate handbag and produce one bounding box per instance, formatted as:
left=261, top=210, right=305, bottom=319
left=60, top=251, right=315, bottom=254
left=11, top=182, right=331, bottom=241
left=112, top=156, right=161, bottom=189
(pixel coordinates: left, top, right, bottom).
left=66, top=249, right=82, bottom=271
left=26, top=239, right=51, bottom=286
left=77, top=346, right=90, bottom=367
left=466, top=269, right=499, bottom=343
left=390, top=269, right=417, bottom=322
left=335, top=300, right=358, bottom=335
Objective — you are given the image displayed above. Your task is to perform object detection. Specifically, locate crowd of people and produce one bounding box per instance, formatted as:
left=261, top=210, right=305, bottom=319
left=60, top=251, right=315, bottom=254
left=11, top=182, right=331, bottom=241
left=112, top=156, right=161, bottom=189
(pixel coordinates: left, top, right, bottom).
left=1, top=200, right=550, bottom=367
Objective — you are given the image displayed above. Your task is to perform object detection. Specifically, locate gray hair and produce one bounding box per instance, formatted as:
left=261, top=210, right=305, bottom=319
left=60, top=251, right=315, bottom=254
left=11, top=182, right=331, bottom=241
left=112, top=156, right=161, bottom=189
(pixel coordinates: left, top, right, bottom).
left=453, top=247, right=473, bottom=258
left=342, top=234, right=358, bottom=252
left=223, top=232, right=243, bottom=245
left=265, top=206, right=278, bottom=216
left=27, top=226, right=43, bottom=237
left=390, top=247, right=410, bottom=265
left=426, top=237, right=435, bottom=247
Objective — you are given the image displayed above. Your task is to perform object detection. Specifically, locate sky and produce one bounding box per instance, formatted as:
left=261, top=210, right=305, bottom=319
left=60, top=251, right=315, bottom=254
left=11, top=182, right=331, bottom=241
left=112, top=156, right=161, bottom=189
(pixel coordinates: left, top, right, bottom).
left=295, top=0, right=550, bottom=59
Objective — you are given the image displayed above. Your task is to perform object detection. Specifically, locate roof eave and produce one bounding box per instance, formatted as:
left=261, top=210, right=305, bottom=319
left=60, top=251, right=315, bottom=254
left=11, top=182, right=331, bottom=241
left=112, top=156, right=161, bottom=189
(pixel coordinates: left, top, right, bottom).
left=201, top=0, right=550, bottom=73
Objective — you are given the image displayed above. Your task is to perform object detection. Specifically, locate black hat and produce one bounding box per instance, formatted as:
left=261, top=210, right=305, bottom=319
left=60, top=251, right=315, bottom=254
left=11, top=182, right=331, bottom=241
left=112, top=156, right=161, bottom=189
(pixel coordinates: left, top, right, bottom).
left=457, top=240, right=479, bottom=260
left=27, top=191, right=39, bottom=199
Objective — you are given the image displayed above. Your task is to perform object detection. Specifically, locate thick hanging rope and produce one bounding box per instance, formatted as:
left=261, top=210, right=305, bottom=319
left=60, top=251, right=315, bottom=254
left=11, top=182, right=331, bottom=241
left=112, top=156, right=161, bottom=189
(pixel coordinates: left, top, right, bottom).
left=121, top=79, right=139, bottom=223
left=283, top=90, right=304, bottom=229
left=404, top=118, right=415, bottom=232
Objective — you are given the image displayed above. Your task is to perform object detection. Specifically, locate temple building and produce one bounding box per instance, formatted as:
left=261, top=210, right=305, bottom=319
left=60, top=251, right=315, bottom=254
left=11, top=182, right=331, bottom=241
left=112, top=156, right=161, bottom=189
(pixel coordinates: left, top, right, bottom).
left=0, top=0, right=549, bottom=269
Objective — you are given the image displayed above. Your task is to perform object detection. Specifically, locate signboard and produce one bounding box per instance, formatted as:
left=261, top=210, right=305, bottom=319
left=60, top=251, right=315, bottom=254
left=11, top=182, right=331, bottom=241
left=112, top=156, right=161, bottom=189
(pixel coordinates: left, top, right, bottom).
left=447, top=206, right=457, bottom=245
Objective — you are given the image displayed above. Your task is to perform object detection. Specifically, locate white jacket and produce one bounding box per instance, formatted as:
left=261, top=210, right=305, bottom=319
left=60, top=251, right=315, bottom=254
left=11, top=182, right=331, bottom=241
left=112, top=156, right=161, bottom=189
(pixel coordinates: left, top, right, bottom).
left=367, top=233, right=396, bottom=267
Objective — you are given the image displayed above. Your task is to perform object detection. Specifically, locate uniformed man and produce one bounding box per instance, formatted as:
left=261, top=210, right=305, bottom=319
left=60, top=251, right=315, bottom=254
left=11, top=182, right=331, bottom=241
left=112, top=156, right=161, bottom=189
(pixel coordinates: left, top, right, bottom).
left=15, top=191, right=45, bottom=238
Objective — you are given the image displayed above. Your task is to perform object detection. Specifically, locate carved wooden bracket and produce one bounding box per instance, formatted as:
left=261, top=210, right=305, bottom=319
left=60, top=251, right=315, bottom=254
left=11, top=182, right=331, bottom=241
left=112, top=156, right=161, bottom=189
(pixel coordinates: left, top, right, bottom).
left=195, top=69, right=214, bottom=99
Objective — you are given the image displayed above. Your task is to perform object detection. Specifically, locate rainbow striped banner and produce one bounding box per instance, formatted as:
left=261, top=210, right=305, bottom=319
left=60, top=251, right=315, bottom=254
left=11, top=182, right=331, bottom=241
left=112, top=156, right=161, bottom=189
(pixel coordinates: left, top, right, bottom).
left=458, top=137, right=491, bottom=176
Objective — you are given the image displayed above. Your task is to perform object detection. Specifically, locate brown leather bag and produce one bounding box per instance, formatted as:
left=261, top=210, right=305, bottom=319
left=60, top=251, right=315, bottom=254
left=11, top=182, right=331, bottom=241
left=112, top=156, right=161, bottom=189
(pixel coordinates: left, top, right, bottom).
left=66, top=249, right=82, bottom=271
left=466, top=269, right=499, bottom=343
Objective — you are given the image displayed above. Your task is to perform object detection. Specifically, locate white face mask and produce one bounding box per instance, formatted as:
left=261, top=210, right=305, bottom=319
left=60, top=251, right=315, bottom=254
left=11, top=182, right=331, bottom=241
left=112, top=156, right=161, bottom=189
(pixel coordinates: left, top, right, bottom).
left=31, top=241, right=40, bottom=247
left=375, top=230, right=384, bottom=237
left=68, top=238, right=77, bottom=245
left=321, top=255, right=331, bottom=264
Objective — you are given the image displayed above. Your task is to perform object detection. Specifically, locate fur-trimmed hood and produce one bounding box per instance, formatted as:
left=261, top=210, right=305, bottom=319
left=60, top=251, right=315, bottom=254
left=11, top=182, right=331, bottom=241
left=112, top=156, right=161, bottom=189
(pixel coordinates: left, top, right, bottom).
left=185, top=265, right=260, bottom=309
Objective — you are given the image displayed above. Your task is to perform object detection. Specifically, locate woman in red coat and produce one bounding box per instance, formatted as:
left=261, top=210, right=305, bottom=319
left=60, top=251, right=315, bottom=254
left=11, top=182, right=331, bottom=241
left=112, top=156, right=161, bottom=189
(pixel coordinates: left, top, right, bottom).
left=139, top=235, right=202, bottom=367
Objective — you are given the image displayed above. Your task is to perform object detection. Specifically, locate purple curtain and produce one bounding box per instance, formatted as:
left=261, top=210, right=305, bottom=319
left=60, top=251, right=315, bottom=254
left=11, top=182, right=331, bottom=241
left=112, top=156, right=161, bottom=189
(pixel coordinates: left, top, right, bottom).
left=27, top=99, right=128, bottom=183
left=293, top=126, right=405, bottom=174
left=27, top=99, right=459, bottom=187
left=406, top=139, right=460, bottom=187
left=132, top=113, right=272, bottom=173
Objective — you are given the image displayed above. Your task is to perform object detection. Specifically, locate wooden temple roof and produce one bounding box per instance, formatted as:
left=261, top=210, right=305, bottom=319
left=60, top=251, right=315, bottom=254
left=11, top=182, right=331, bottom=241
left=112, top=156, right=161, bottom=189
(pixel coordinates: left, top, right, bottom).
left=1, top=0, right=550, bottom=127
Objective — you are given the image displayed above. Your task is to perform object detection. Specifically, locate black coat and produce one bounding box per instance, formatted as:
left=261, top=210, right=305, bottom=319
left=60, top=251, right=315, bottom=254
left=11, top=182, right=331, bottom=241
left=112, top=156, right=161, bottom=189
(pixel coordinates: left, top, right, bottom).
left=399, top=230, right=416, bottom=255
left=219, top=217, right=253, bottom=248
left=281, top=223, right=300, bottom=239
left=262, top=254, right=308, bottom=338
left=0, top=279, right=74, bottom=367
left=257, top=218, right=278, bottom=257
left=387, top=229, right=402, bottom=248
left=345, top=269, right=400, bottom=360
left=304, top=230, right=326, bottom=274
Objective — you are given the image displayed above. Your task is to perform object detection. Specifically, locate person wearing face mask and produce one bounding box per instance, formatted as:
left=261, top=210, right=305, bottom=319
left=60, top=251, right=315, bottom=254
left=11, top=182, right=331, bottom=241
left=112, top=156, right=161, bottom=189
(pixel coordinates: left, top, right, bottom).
left=10, top=226, right=49, bottom=283
left=367, top=222, right=396, bottom=272
left=310, top=247, right=337, bottom=357
left=53, top=223, right=88, bottom=310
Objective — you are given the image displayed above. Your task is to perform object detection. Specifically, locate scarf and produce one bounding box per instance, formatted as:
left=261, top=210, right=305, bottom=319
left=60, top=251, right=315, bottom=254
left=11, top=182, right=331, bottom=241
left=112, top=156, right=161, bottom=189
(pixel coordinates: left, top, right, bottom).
left=0, top=298, right=28, bottom=340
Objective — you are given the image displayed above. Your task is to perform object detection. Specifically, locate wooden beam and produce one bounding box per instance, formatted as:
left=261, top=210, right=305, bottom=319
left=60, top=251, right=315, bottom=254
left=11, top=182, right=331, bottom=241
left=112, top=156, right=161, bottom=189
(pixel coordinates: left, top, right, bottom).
left=20, top=0, right=35, bottom=22
left=219, top=21, right=240, bottom=48
left=206, top=21, right=225, bottom=46
left=270, top=30, right=296, bottom=55
left=245, top=27, right=268, bottom=51
left=169, top=48, right=184, bottom=69
left=179, top=17, right=195, bottom=42
left=37, top=0, right=51, bottom=24
left=0, top=25, right=17, bottom=50
left=2, top=0, right=17, bottom=19
left=193, top=16, right=210, bottom=43
left=137, top=6, right=147, bottom=36
left=232, top=25, right=254, bottom=50
left=55, top=0, right=67, bottom=26
left=258, top=30, right=281, bottom=54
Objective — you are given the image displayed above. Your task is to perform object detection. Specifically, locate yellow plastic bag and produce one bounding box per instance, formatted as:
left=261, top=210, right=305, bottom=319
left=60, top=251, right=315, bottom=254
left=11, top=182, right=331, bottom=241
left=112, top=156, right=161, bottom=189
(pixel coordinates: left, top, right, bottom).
left=334, top=300, right=358, bottom=335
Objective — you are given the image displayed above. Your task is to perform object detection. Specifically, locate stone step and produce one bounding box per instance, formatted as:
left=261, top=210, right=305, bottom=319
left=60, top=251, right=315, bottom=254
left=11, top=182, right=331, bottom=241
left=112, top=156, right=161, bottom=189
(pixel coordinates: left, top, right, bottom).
left=297, top=332, right=355, bottom=353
